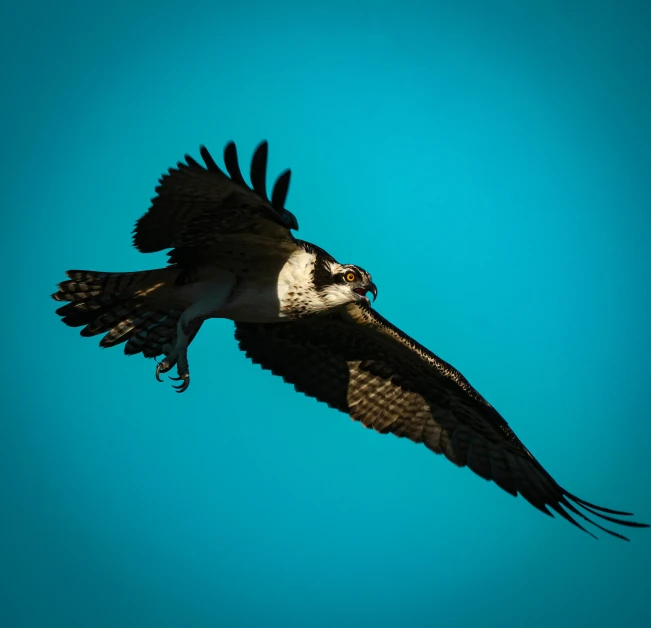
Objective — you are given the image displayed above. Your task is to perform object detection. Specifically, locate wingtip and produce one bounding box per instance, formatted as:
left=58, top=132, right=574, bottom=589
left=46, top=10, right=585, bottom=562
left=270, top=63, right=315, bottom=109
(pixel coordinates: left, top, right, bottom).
left=559, top=493, right=648, bottom=541
left=184, top=153, right=201, bottom=168
left=223, top=141, right=246, bottom=184
left=199, top=145, right=220, bottom=172
left=250, top=140, right=270, bottom=201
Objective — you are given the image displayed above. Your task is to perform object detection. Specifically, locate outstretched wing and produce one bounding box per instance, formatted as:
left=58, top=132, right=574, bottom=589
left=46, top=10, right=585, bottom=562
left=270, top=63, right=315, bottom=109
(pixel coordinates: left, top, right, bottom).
left=235, top=304, right=648, bottom=540
left=133, top=141, right=299, bottom=257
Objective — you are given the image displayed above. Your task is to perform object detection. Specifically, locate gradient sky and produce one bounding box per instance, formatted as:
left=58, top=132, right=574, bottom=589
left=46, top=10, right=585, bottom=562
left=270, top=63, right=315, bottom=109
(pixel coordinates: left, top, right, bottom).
left=3, top=1, right=651, bottom=627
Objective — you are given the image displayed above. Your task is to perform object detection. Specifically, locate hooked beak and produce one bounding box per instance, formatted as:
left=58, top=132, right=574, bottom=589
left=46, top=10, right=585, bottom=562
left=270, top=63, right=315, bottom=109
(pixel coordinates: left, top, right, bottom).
left=354, top=282, right=378, bottom=303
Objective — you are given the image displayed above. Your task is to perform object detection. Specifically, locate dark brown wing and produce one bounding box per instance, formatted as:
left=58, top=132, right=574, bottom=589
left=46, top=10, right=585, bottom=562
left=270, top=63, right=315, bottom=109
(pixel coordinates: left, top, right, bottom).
left=235, top=303, right=648, bottom=540
left=133, top=141, right=298, bottom=257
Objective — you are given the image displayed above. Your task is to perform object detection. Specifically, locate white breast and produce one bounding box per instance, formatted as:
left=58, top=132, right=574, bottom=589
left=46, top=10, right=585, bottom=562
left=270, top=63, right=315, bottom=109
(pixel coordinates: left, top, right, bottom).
left=216, top=249, right=318, bottom=323
left=276, top=249, right=316, bottom=303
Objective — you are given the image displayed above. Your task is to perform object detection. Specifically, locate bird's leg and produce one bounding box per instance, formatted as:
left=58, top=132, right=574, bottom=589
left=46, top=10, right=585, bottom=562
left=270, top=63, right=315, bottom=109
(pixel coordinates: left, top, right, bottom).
left=154, top=278, right=235, bottom=392
left=156, top=316, right=203, bottom=393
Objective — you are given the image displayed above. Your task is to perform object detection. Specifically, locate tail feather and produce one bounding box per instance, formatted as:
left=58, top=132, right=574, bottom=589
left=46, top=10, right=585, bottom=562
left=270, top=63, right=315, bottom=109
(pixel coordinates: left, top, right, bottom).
left=81, top=303, right=147, bottom=339
left=52, top=269, right=181, bottom=358
left=54, top=270, right=148, bottom=302
left=100, top=308, right=154, bottom=347
left=55, top=294, right=116, bottom=327
left=124, top=311, right=182, bottom=357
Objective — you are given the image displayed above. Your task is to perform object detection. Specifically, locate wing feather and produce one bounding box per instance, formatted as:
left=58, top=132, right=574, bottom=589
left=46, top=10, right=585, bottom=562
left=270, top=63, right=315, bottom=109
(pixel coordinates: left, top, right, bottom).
left=133, top=140, right=299, bottom=255
left=199, top=145, right=222, bottom=173
left=235, top=303, right=648, bottom=540
left=249, top=141, right=269, bottom=201
left=271, top=170, right=292, bottom=211
left=223, top=141, right=247, bottom=185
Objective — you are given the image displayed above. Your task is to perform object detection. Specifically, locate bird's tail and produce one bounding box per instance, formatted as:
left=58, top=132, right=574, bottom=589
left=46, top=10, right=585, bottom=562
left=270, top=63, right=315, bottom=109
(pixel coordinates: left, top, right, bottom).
left=52, top=268, right=183, bottom=358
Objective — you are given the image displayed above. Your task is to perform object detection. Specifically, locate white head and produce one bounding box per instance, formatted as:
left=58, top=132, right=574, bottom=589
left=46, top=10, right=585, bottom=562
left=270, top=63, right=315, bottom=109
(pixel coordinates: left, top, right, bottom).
left=315, top=259, right=378, bottom=309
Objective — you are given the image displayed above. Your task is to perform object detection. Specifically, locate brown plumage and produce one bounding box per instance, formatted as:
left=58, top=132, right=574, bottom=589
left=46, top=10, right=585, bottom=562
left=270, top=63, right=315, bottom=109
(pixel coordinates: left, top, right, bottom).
left=52, top=268, right=185, bottom=357
left=133, top=141, right=297, bottom=257
left=236, top=302, right=649, bottom=541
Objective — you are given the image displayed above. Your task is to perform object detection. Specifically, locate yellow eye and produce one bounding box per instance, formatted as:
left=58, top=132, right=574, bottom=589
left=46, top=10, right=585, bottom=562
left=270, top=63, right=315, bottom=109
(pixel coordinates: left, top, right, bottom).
left=345, top=272, right=356, bottom=282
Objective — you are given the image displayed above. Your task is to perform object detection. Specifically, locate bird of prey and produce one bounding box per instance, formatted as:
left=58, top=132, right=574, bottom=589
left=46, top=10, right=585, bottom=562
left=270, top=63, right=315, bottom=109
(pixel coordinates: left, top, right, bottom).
left=53, top=140, right=648, bottom=540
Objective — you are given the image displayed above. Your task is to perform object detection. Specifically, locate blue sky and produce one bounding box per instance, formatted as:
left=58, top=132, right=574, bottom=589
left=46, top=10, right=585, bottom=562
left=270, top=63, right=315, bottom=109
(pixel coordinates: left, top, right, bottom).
left=3, top=1, right=651, bottom=627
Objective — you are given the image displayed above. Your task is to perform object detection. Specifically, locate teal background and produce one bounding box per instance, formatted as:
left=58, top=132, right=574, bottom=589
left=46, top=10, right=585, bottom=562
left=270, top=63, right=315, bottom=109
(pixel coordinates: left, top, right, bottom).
left=3, top=1, right=650, bottom=626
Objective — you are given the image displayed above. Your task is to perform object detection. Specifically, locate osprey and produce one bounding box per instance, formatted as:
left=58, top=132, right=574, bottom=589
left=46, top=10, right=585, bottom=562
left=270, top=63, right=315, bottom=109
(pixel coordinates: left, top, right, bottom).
left=53, top=140, right=648, bottom=540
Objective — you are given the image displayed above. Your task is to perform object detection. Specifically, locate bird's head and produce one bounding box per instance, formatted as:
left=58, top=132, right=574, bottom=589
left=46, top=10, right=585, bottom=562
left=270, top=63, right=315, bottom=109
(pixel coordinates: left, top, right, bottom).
left=318, top=262, right=378, bottom=308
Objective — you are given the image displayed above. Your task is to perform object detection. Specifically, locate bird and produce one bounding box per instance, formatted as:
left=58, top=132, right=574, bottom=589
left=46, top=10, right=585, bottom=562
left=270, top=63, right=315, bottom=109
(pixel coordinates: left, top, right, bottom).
left=52, top=139, right=648, bottom=541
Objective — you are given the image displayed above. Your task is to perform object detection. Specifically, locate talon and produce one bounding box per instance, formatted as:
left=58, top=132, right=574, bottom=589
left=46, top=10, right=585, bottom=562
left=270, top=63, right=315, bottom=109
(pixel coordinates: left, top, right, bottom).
left=170, top=375, right=190, bottom=393
left=155, top=360, right=171, bottom=382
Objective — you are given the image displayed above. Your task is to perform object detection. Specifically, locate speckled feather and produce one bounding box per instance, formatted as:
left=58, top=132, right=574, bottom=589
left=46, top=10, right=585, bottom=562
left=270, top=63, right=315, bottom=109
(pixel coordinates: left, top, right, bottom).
left=52, top=269, right=183, bottom=357
left=235, top=302, right=649, bottom=540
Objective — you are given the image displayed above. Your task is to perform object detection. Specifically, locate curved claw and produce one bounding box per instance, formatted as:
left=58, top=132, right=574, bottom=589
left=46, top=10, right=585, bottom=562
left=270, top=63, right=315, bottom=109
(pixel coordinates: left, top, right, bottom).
left=155, top=362, right=165, bottom=382
left=155, top=360, right=172, bottom=382
left=170, top=374, right=190, bottom=393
